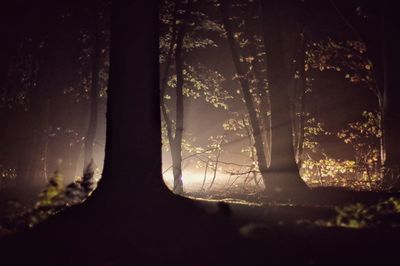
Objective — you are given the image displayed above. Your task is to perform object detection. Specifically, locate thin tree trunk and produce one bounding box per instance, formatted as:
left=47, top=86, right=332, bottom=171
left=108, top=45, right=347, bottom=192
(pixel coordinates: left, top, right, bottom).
left=83, top=26, right=101, bottom=171
left=296, top=86, right=306, bottom=167
left=42, top=98, right=50, bottom=183
left=201, top=158, right=209, bottom=191
left=381, top=3, right=400, bottom=187
left=207, top=140, right=223, bottom=191
left=220, top=0, right=270, bottom=190
left=243, top=13, right=271, bottom=166
left=159, top=1, right=186, bottom=194
left=295, top=32, right=307, bottom=167
left=159, top=1, right=178, bottom=135
left=243, top=117, right=262, bottom=188
left=170, top=13, right=186, bottom=194
left=378, top=98, right=386, bottom=182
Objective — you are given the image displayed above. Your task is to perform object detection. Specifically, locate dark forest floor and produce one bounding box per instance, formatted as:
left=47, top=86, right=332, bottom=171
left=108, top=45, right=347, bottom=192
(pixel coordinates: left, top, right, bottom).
left=1, top=187, right=400, bottom=265
left=189, top=187, right=400, bottom=228
left=2, top=186, right=400, bottom=237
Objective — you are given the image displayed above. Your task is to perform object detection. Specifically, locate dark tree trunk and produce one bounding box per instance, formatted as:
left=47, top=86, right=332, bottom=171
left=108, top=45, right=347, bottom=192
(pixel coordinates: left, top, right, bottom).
left=86, top=5, right=231, bottom=263
left=382, top=2, right=400, bottom=186
left=260, top=0, right=309, bottom=194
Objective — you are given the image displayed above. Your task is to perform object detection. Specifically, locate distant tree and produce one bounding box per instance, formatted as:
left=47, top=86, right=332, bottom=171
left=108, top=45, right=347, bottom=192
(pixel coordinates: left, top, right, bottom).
left=328, top=0, right=400, bottom=187
left=83, top=4, right=103, bottom=172
left=160, top=0, right=187, bottom=193
left=260, top=0, right=310, bottom=194
left=220, top=0, right=309, bottom=195
left=160, top=0, right=230, bottom=193
left=219, top=0, right=271, bottom=192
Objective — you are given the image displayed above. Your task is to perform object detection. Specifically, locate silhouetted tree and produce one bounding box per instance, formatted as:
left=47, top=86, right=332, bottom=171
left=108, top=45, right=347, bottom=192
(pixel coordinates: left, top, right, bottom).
left=220, top=0, right=308, bottom=194
left=259, top=0, right=309, bottom=194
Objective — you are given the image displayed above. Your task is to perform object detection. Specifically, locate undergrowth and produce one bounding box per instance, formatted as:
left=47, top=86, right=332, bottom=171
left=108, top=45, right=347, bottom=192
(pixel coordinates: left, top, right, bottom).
left=0, top=164, right=97, bottom=235
left=313, top=197, right=400, bottom=229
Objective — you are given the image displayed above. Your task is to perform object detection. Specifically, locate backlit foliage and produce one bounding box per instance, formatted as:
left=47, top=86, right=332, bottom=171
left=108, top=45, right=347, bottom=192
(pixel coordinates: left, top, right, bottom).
left=165, top=64, right=232, bottom=109
left=299, top=117, right=359, bottom=188
left=302, top=116, right=331, bottom=152
left=306, top=39, right=371, bottom=84
left=299, top=111, right=383, bottom=190
left=315, top=197, right=400, bottom=229
left=337, top=111, right=382, bottom=188
left=38, top=171, right=64, bottom=206
left=27, top=167, right=96, bottom=228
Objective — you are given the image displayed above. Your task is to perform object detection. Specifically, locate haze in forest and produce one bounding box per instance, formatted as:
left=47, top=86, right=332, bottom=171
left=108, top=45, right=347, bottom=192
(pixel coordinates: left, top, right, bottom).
left=160, top=0, right=393, bottom=196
